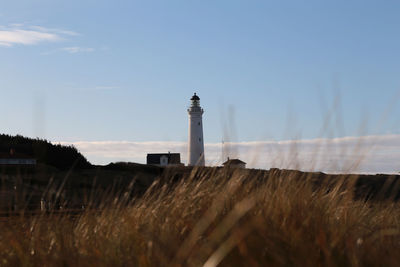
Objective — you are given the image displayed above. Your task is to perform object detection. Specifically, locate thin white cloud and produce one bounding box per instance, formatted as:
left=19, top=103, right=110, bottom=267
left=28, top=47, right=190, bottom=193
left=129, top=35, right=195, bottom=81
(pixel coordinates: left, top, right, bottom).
left=0, top=29, right=60, bottom=46
left=28, top=25, right=79, bottom=36
left=41, top=46, right=95, bottom=55
left=0, top=24, right=79, bottom=47
left=60, top=134, right=400, bottom=174
left=9, top=23, right=24, bottom=28
left=61, top=46, right=94, bottom=54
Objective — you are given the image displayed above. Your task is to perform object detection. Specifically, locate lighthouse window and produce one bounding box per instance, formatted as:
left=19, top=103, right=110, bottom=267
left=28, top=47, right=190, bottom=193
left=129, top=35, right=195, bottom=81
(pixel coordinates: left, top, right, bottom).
left=199, top=138, right=201, bottom=142
left=198, top=122, right=201, bottom=126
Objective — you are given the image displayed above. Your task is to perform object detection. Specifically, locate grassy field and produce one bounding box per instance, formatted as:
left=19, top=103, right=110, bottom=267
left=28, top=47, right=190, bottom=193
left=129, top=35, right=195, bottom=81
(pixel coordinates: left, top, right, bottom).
left=1, top=167, right=400, bottom=266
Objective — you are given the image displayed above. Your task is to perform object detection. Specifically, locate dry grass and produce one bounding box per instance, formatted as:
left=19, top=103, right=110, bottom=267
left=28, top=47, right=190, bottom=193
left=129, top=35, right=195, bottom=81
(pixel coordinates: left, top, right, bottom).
left=1, top=167, right=400, bottom=266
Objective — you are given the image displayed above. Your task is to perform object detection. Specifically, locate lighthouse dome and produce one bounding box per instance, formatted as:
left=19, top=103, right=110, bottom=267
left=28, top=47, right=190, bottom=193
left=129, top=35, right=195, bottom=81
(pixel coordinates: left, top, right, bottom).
left=191, top=93, right=200, bottom=101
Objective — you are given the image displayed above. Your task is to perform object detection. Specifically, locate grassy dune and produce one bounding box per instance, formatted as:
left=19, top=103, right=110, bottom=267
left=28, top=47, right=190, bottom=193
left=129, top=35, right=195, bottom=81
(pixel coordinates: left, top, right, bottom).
left=1, top=167, right=400, bottom=266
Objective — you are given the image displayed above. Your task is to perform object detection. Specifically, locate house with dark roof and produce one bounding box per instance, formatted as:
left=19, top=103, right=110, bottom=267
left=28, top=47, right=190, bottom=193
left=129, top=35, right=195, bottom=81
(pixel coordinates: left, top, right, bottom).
left=222, top=158, right=246, bottom=169
left=146, top=153, right=182, bottom=167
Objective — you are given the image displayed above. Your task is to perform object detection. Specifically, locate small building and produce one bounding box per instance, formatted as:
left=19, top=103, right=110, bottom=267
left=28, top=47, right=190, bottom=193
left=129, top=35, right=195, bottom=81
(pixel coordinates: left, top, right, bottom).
left=222, top=158, right=246, bottom=169
left=147, top=153, right=182, bottom=167
left=0, top=149, right=36, bottom=166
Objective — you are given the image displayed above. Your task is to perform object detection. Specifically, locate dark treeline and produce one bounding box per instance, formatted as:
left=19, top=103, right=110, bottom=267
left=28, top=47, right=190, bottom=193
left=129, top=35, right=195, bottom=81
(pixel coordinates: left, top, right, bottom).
left=0, top=134, right=92, bottom=170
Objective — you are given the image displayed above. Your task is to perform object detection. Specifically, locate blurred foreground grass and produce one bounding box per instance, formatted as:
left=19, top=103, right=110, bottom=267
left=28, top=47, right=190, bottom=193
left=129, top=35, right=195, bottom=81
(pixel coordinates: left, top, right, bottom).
left=1, top=167, right=400, bottom=266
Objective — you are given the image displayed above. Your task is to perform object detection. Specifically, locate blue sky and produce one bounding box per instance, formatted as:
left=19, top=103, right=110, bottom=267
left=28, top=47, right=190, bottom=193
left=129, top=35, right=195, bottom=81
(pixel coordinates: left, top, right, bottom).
left=1, top=1, right=400, bottom=168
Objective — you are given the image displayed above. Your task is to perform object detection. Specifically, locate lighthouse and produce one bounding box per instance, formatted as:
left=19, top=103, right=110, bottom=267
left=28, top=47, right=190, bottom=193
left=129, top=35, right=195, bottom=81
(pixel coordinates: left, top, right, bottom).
left=188, top=93, right=205, bottom=166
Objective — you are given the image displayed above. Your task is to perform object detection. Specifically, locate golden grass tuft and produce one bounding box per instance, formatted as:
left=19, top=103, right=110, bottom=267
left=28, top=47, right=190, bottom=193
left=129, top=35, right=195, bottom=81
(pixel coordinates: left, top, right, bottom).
left=1, top=167, right=400, bottom=266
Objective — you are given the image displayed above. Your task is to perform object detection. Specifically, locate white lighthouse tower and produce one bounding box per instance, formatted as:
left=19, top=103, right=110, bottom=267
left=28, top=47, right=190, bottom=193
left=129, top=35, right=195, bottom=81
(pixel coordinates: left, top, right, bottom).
left=188, top=93, right=205, bottom=166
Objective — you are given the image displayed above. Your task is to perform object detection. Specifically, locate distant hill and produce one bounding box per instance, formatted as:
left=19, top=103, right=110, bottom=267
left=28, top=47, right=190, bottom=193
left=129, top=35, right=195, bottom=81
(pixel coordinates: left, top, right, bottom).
left=0, top=134, right=92, bottom=170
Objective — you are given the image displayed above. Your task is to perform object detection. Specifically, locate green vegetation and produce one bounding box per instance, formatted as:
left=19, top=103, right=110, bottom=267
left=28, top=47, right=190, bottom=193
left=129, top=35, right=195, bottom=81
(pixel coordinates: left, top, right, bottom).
left=0, top=134, right=92, bottom=170
left=1, top=167, right=400, bottom=266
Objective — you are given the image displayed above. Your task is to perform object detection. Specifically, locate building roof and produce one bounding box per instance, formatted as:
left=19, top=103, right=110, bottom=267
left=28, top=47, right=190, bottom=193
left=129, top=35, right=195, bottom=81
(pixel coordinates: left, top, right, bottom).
left=191, top=93, right=200, bottom=101
left=222, top=158, right=246, bottom=165
left=147, top=153, right=181, bottom=164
